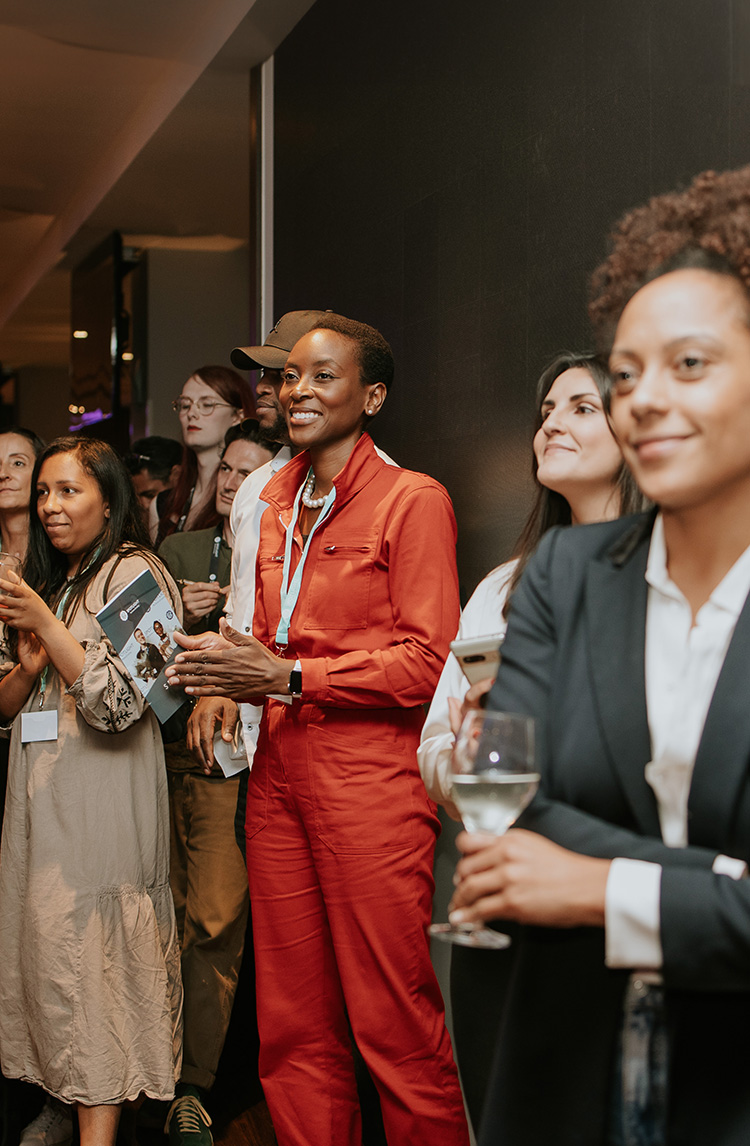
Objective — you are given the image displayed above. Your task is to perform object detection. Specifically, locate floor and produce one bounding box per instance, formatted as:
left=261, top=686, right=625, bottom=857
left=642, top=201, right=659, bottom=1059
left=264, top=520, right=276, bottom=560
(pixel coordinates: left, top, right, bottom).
left=213, top=1102, right=276, bottom=1146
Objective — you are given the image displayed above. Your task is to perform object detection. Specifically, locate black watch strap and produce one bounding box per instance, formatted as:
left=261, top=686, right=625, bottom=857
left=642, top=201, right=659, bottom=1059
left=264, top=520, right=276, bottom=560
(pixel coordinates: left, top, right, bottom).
left=289, top=661, right=302, bottom=698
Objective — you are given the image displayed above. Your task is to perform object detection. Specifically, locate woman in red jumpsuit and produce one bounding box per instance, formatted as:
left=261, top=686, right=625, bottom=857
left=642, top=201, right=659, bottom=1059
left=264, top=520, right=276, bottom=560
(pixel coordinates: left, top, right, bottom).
left=170, top=314, right=468, bottom=1146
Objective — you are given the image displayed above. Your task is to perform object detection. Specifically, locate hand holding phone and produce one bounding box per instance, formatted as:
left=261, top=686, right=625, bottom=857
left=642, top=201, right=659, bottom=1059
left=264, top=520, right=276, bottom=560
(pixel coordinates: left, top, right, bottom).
left=449, top=634, right=503, bottom=686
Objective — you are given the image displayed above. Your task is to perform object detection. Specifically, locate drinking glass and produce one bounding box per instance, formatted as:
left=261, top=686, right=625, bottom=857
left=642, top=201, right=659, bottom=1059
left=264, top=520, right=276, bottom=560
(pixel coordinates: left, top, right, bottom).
left=0, top=553, right=22, bottom=592
left=428, top=709, right=539, bottom=949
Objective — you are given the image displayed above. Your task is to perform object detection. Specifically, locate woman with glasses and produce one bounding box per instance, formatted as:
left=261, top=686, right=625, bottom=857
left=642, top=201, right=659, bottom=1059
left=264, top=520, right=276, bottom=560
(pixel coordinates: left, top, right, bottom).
left=151, top=366, right=254, bottom=546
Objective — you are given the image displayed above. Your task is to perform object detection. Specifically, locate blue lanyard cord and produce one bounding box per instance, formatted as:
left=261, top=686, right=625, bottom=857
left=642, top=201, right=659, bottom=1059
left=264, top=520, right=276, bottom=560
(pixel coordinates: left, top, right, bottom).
left=275, top=470, right=336, bottom=649
left=37, top=548, right=102, bottom=710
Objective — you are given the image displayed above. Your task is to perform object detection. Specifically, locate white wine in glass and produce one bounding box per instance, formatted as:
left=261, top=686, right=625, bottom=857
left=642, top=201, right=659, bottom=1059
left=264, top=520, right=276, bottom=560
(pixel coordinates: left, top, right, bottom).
left=429, top=709, right=539, bottom=949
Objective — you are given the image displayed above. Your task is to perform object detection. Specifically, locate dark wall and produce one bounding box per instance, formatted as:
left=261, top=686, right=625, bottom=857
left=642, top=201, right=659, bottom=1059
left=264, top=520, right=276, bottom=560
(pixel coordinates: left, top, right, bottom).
left=274, top=0, right=750, bottom=600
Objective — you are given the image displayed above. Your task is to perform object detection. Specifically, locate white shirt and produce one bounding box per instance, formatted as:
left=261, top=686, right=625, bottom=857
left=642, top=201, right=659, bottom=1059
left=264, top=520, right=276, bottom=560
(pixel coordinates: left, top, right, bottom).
left=605, top=514, right=750, bottom=969
left=227, top=442, right=398, bottom=767
left=417, top=561, right=516, bottom=811
left=225, top=447, right=293, bottom=764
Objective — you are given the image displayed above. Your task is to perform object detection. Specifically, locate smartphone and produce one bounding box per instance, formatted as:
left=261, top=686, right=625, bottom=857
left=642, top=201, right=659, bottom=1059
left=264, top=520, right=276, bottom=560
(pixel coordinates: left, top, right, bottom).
left=212, top=724, right=249, bottom=778
left=449, top=634, right=504, bottom=686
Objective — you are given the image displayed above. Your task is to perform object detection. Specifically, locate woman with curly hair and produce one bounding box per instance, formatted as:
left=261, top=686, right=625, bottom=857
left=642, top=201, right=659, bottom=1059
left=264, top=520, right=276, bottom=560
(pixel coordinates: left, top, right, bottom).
left=450, top=165, right=750, bottom=1146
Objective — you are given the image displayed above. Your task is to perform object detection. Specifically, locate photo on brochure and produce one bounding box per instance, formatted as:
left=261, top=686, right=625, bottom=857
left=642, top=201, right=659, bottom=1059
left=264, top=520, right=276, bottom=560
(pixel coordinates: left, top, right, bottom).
left=96, top=568, right=188, bottom=723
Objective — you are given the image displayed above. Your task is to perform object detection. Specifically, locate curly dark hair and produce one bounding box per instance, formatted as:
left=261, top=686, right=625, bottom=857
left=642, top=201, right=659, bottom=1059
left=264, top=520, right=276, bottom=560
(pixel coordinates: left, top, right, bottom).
left=589, top=165, right=750, bottom=348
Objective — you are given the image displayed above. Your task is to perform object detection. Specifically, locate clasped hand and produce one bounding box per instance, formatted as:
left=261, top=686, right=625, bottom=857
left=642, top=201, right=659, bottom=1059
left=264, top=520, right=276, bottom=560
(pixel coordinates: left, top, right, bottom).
left=0, top=574, right=56, bottom=636
left=165, top=616, right=290, bottom=699
left=0, top=575, right=52, bottom=684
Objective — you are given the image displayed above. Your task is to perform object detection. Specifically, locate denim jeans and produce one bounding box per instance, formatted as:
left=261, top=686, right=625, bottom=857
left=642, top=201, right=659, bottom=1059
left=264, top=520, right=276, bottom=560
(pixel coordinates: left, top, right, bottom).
left=609, top=978, right=668, bottom=1146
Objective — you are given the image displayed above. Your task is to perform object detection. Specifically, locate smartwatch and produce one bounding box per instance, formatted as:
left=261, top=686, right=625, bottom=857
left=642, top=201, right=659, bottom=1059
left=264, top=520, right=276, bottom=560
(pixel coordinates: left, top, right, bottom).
left=288, top=659, right=303, bottom=698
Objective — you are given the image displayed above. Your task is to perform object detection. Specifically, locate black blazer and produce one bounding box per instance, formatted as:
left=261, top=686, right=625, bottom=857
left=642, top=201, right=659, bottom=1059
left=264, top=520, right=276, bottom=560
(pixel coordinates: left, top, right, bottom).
left=480, top=513, right=750, bottom=1146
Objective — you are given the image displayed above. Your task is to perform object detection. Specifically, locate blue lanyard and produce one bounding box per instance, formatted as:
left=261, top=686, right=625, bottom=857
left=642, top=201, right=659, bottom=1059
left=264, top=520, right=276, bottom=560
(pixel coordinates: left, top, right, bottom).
left=37, top=547, right=102, bottom=709
left=37, top=580, right=79, bottom=710
left=275, top=470, right=336, bottom=649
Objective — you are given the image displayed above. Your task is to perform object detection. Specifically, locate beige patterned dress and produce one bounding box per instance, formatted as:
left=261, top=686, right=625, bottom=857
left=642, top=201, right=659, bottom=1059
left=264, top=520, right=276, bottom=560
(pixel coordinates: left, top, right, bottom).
left=0, top=552, right=183, bottom=1105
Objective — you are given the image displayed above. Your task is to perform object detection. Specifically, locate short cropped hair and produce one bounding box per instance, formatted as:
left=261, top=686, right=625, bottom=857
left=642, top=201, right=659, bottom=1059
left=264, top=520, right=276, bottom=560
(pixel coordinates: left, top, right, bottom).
left=311, top=315, right=394, bottom=391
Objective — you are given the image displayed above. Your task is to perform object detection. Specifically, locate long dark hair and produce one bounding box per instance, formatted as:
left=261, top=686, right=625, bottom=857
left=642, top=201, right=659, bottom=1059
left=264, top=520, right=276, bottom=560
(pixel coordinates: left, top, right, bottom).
left=24, top=437, right=157, bottom=623
left=159, top=366, right=256, bottom=541
left=503, top=351, right=647, bottom=614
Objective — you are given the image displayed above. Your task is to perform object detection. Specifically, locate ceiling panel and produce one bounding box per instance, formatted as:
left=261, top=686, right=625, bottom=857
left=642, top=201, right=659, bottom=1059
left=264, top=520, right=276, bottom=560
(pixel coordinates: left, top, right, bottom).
left=0, top=0, right=316, bottom=369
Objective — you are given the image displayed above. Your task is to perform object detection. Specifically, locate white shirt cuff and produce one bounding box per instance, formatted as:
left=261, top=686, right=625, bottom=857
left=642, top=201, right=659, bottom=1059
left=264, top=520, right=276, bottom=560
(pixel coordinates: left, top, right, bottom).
left=712, top=853, right=748, bottom=880
left=605, top=857, right=663, bottom=970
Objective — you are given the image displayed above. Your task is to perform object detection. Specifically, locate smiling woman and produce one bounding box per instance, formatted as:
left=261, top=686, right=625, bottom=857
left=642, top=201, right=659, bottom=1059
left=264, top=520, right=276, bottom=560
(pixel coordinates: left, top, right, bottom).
left=167, top=313, right=470, bottom=1146
left=418, top=350, right=646, bottom=1132
left=0, top=437, right=182, bottom=1146
left=534, top=367, right=623, bottom=522
left=0, top=428, right=45, bottom=562
left=449, top=165, right=750, bottom=1146
left=279, top=322, right=388, bottom=495
left=35, top=451, right=111, bottom=574
left=609, top=270, right=750, bottom=540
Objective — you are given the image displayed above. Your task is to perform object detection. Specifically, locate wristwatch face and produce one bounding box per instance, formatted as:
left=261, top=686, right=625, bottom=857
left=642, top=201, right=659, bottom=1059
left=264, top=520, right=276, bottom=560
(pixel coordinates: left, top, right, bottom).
left=289, top=668, right=302, bottom=697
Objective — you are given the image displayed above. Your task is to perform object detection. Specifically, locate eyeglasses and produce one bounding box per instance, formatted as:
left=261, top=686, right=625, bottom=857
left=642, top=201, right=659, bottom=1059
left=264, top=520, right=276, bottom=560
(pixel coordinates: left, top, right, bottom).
left=171, top=398, right=237, bottom=415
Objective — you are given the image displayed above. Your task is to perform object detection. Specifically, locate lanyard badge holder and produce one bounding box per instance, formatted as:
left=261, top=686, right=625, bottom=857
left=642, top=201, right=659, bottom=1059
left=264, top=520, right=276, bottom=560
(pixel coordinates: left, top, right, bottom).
left=275, top=475, right=336, bottom=651
left=20, top=571, right=86, bottom=744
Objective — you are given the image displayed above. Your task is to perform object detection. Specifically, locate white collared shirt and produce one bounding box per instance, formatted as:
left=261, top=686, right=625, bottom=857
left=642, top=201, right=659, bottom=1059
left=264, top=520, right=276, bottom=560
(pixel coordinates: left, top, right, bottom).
left=417, top=560, right=516, bottom=810
left=605, top=514, right=750, bottom=969
left=225, top=446, right=293, bottom=765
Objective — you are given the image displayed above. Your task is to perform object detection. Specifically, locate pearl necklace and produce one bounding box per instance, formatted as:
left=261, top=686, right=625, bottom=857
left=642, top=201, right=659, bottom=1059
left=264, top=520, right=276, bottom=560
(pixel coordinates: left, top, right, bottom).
left=301, top=470, right=327, bottom=509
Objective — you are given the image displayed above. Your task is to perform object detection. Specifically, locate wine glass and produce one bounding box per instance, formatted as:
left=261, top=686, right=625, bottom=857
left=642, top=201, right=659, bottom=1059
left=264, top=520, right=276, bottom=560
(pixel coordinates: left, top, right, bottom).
left=428, top=709, right=539, bottom=949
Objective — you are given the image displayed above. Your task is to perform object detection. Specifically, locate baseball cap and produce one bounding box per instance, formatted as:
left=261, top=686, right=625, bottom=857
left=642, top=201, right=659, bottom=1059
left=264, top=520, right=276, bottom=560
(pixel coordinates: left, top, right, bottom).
left=231, top=310, right=330, bottom=371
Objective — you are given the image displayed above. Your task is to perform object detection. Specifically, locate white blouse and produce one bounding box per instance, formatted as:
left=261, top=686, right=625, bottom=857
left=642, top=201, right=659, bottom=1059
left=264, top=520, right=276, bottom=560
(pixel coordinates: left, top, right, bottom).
left=417, top=560, right=517, bottom=814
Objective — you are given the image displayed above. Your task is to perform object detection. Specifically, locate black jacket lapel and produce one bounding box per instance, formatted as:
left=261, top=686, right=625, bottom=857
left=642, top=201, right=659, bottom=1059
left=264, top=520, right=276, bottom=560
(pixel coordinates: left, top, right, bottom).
left=688, top=588, right=750, bottom=852
left=585, top=519, right=662, bottom=837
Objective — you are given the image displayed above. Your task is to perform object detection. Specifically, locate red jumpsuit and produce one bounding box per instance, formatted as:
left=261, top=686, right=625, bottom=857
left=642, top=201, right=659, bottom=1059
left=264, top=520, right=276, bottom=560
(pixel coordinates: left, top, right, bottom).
left=247, top=433, right=468, bottom=1146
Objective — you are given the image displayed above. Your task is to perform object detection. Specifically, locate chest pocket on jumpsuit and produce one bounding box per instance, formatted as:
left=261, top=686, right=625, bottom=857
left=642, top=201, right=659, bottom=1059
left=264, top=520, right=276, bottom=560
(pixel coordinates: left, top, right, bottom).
left=303, top=532, right=378, bottom=630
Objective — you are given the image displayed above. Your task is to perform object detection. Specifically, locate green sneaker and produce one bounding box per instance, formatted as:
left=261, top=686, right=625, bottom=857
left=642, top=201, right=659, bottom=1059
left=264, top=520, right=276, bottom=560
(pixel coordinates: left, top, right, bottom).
left=164, top=1091, right=213, bottom=1146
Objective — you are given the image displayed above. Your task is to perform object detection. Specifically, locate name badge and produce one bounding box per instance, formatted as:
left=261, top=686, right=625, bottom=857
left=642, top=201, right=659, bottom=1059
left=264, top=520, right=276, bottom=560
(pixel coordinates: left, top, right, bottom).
left=21, top=711, right=58, bottom=743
